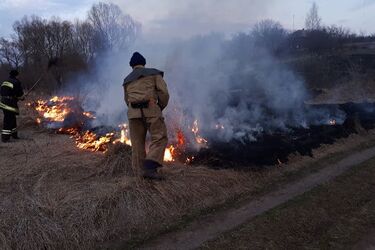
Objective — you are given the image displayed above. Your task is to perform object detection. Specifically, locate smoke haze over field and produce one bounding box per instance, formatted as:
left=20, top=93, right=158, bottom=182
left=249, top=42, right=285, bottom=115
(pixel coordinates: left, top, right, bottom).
left=0, top=1, right=360, bottom=143
left=79, top=32, right=346, bottom=143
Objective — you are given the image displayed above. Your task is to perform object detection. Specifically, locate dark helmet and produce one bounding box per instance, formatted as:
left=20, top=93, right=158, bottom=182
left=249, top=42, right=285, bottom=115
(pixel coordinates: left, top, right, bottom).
left=9, top=69, right=19, bottom=77
left=129, top=52, right=146, bottom=68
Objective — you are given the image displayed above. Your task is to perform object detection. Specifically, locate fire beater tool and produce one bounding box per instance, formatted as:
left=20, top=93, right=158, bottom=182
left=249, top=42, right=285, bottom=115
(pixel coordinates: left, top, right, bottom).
left=23, top=76, right=43, bottom=98
left=23, top=58, right=60, bottom=98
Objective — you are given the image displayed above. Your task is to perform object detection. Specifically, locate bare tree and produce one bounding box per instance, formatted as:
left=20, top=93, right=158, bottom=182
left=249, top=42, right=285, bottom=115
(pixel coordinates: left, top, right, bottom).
left=0, top=2, right=141, bottom=89
left=0, top=38, right=23, bottom=68
left=88, top=2, right=139, bottom=52
left=13, top=16, right=49, bottom=66
left=251, top=19, right=287, bottom=53
left=305, top=2, right=322, bottom=30
left=73, top=20, right=96, bottom=62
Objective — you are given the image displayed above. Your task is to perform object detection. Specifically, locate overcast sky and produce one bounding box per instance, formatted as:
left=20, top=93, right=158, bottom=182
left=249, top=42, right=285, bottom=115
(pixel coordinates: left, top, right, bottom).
left=0, top=0, right=374, bottom=40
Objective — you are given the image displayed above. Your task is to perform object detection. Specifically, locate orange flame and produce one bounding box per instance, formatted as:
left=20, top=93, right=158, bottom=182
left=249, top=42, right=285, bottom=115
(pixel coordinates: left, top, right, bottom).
left=113, top=124, right=132, bottom=146
left=185, top=156, right=195, bottom=164
left=164, top=145, right=175, bottom=162
left=83, top=112, right=96, bottom=119
left=329, top=119, right=336, bottom=126
left=76, top=131, right=114, bottom=152
left=177, top=130, right=186, bottom=146
left=192, top=120, right=208, bottom=145
left=35, top=96, right=74, bottom=122
left=31, top=96, right=190, bottom=162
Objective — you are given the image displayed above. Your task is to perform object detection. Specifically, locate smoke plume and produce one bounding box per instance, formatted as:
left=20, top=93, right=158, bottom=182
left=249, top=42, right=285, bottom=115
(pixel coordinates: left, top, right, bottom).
left=66, top=2, right=346, bottom=145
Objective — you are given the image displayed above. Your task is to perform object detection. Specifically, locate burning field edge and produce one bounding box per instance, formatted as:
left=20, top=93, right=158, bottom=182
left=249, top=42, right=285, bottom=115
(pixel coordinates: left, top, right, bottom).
left=2, top=100, right=375, bottom=249
left=24, top=94, right=375, bottom=169
left=25, top=95, right=208, bottom=164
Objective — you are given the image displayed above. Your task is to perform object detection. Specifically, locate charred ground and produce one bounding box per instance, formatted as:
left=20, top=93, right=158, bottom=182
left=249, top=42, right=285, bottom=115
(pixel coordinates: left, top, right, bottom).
left=190, top=102, right=375, bottom=167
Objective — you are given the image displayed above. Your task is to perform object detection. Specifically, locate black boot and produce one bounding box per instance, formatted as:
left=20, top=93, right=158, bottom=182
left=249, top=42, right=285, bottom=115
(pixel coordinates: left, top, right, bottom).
left=12, top=132, right=20, bottom=139
left=1, top=134, right=10, bottom=143
left=143, top=160, right=165, bottom=181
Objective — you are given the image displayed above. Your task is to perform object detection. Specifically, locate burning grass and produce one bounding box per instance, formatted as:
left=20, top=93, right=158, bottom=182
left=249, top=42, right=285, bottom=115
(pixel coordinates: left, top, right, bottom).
left=0, top=127, right=255, bottom=249
left=27, top=95, right=206, bottom=162
left=29, top=94, right=375, bottom=169
left=28, top=96, right=129, bottom=153
left=3, top=100, right=375, bottom=249
left=2, top=111, right=375, bottom=250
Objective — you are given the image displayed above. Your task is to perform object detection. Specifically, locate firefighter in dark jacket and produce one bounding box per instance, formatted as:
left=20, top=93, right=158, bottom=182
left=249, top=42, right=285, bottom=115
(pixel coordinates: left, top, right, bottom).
left=0, top=70, right=24, bottom=142
left=123, top=52, right=169, bottom=180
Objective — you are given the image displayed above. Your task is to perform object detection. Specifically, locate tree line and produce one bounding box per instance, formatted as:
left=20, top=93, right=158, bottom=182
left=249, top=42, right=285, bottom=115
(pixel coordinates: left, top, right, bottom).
left=0, top=1, right=373, bottom=91
left=232, top=2, right=374, bottom=58
left=0, top=2, right=139, bottom=90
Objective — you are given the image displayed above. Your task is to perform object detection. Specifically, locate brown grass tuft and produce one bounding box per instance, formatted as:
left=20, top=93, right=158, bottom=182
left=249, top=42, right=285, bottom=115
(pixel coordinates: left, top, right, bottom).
left=100, top=143, right=134, bottom=177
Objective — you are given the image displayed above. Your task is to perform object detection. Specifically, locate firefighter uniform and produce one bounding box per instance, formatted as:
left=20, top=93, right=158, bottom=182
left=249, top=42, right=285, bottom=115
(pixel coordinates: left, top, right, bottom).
left=123, top=52, right=169, bottom=180
left=0, top=70, right=24, bottom=142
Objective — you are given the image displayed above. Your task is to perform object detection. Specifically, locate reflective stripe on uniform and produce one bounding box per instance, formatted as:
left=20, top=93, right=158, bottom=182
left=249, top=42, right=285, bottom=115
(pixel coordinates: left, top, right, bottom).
left=1, top=81, right=14, bottom=89
left=2, top=130, right=12, bottom=135
left=11, top=128, right=17, bottom=132
left=0, top=102, right=19, bottom=113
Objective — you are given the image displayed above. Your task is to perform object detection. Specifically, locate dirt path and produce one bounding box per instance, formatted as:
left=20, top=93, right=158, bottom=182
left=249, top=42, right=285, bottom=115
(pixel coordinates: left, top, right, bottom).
left=139, top=146, right=375, bottom=250
left=353, top=230, right=375, bottom=250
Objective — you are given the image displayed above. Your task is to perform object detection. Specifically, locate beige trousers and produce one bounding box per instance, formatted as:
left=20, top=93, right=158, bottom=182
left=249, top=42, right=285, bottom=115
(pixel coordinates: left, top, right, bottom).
left=129, top=117, right=168, bottom=170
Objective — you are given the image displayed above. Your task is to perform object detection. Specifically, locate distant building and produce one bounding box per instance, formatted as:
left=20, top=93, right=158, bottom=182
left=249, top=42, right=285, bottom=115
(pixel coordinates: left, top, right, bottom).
left=289, top=29, right=308, bottom=51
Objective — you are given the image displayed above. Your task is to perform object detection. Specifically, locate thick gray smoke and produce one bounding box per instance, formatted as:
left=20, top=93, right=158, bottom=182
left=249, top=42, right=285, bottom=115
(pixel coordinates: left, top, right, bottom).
left=141, top=35, right=345, bottom=142
left=75, top=32, right=345, bottom=144
left=66, top=1, right=345, bottom=144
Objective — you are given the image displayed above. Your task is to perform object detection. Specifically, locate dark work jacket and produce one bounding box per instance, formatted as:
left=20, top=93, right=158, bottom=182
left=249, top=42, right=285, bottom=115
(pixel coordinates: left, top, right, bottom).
left=0, top=76, right=24, bottom=114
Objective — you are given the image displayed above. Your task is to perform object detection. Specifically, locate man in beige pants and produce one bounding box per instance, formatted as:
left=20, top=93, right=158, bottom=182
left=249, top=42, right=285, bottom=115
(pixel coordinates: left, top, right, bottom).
left=123, top=52, right=169, bottom=180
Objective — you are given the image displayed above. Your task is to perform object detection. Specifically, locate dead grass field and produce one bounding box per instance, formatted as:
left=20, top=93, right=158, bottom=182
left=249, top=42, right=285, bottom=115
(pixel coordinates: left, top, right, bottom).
left=202, top=154, right=375, bottom=250
left=2, top=104, right=375, bottom=249
left=309, top=78, right=375, bottom=104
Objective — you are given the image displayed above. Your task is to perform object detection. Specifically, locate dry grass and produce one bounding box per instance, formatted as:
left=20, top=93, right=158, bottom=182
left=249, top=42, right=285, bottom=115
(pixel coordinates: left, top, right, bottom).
left=0, top=132, right=256, bottom=249
left=0, top=109, right=256, bottom=249
left=2, top=103, right=375, bottom=249
left=202, top=156, right=375, bottom=250
left=310, top=79, right=375, bottom=104
left=100, top=143, right=133, bottom=176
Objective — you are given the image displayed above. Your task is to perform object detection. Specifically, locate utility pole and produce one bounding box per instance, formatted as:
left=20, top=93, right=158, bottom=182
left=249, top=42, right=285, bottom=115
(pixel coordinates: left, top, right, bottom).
left=293, top=14, right=295, bottom=31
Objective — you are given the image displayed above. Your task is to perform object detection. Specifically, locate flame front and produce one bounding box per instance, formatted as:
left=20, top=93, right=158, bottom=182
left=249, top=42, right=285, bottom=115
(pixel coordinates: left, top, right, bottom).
left=35, top=98, right=71, bottom=122
left=31, top=96, right=180, bottom=161
left=76, top=131, right=114, bottom=152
